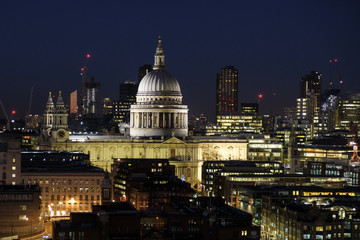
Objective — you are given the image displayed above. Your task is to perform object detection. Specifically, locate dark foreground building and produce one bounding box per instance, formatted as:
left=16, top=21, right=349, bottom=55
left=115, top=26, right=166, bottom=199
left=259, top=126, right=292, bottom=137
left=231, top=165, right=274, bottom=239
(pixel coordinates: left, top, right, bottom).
left=0, top=185, right=44, bottom=238
left=53, top=198, right=260, bottom=240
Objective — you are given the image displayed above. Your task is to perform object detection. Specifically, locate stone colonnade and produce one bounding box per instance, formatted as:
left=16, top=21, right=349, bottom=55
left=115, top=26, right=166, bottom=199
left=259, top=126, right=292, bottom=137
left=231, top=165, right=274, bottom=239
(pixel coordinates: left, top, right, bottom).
left=130, top=112, right=188, bottom=129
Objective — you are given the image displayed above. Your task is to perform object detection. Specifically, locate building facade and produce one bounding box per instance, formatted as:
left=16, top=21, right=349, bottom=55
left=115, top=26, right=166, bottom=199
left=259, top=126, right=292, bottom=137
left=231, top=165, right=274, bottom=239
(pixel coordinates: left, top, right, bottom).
left=47, top=136, right=248, bottom=186
left=0, top=185, right=44, bottom=238
left=0, top=136, right=22, bottom=185
left=216, top=66, right=238, bottom=116
left=21, top=168, right=105, bottom=219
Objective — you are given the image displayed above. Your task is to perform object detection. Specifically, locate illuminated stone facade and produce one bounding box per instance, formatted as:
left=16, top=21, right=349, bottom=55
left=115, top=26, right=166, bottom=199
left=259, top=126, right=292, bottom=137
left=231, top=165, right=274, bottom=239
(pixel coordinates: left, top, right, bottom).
left=46, top=136, right=248, bottom=186
left=21, top=170, right=104, bottom=218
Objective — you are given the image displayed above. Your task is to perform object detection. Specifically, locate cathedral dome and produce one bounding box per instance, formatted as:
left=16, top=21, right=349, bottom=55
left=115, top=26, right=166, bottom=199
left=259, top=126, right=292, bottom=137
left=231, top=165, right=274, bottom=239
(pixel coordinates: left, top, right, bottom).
left=130, top=37, right=188, bottom=138
left=137, top=70, right=181, bottom=96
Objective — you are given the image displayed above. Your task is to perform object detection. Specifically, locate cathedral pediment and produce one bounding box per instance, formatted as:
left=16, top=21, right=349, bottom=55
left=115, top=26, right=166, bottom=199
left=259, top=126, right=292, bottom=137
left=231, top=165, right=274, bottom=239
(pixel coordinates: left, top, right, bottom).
left=162, top=137, right=186, bottom=145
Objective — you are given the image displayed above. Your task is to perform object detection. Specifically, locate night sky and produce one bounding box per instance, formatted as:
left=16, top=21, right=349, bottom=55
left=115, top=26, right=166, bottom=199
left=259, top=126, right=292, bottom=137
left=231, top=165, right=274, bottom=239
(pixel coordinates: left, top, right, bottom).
left=1, top=1, right=360, bottom=121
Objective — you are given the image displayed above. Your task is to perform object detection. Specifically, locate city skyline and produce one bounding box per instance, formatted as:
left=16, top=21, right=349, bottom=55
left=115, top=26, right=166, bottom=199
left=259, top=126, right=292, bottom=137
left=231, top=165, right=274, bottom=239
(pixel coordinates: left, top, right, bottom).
left=1, top=1, right=360, bottom=121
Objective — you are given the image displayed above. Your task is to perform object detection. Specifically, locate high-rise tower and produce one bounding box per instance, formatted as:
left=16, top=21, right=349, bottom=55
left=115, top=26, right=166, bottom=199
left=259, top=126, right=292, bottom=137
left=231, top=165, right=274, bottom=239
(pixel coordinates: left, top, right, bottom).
left=300, top=71, right=322, bottom=108
left=113, top=81, right=138, bottom=123
left=216, top=66, right=238, bottom=116
left=138, top=65, right=153, bottom=84
left=297, top=71, right=322, bottom=120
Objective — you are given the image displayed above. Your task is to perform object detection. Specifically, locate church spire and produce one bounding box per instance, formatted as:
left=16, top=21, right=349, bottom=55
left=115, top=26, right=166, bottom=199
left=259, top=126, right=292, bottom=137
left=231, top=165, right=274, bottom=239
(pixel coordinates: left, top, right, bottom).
left=47, top=92, right=54, bottom=105
left=56, top=90, right=64, bottom=105
left=153, top=35, right=165, bottom=70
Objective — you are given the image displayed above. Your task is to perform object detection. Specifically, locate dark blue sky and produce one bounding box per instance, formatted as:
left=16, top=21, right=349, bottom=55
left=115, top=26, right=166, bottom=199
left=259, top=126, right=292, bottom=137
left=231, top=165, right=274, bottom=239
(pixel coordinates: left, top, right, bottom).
left=1, top=1, right=359, bottom=121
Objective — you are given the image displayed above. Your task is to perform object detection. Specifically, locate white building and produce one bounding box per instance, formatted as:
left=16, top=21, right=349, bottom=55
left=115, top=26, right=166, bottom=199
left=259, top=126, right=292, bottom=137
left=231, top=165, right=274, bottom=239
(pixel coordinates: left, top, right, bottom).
left=130, top=37, right=188, bottom=138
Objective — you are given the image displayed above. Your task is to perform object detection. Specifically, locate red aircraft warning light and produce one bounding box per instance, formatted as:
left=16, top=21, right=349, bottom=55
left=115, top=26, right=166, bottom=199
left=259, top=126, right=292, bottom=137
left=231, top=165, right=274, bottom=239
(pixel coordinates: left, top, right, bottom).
left=86, top=54, right=91, bottom=58
left=11, top=110, right=16, bottom=114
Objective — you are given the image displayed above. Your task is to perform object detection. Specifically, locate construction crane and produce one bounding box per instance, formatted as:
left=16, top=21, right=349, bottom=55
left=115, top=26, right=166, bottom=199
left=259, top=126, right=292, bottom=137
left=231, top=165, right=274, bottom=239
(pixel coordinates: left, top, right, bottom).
left=329, top=59, right=333, bottom=89
left=80, top=53, right=91, bottom=115
left=27, top=86, right=34, bottom=115
left=329, top=58, right=343, bottom=90
left=0, top=99, right=10, bottom=130
left=334, top=59, right=343, bottom=90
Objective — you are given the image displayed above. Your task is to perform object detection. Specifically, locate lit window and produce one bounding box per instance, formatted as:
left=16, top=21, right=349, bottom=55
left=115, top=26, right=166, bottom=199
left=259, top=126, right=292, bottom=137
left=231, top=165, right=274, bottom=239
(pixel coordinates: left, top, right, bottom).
left=316, top=226, right=323, bottom=231
left=12, top=174, right=16, bottom=178
left=12, top=166, right=16, bottom=170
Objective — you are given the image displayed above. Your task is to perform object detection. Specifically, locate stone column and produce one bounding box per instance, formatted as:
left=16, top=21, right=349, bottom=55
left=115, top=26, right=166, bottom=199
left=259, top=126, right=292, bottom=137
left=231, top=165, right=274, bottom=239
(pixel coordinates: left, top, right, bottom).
left=163, top=113, right=166, bottom=128
left=181, top=113, right=185, bottom=128
left=144, top=113, right=147, bottom=128
left=151, top=113, right=154, bottom=128
left=169, top=113, right=172, bottom=129
left=180, top=113, right=183, bottom=128
left=135, top=113, right=138, bottom=128
left=176, top=113, right=178, bottom=128
left=184, top=113, right=187, bottom=129
left=171, top=113, right=176, bottom=128
left=141, top=112, right=146, bottom=128
left=157, top=113, right=159, bottom=128
left=139, top=113, right=143, bottom=128
left=130, top=113, right=133, bottom=127
left=147, top=113, right=150, bottom=128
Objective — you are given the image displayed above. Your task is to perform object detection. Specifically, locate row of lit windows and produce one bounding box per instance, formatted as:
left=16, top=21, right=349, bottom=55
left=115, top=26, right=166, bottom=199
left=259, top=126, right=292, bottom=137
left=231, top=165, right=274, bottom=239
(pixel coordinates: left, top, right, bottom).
left=44, top=187, right=100, bottom=193
left=42, top=194, right=100, bottom=201
left=26, top=179, right=100, bottom=185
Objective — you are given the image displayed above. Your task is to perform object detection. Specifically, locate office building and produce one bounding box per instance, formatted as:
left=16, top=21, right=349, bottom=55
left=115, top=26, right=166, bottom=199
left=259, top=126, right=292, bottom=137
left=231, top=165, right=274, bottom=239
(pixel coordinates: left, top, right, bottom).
left=188, top=114, right=210, bottom=136
left=119, top=81, right=138, bottom=101
left=70, top=90, right=78, bottom=114
left=283, top=107, right=297, bottom=120
left=299, top=71, right=322, bottom=103
left=297, top=71, right=322, bottom=138
left=113, top=81, right=138, bottom=123
left=247, top=138, right=283, bottom=161
left=111, top=158, right=194, bottom=209
left=262, top=193, right=360, bottom=240
left=138, top=64, right=152, bottom=83
left=0, top=185, right=44, bottom=238
left=216, top=66, right=238, bottom=116
left=337, top=92, right=360, bottom=130
left=202, top=160, right=284, bottom=194
left=21, top=166, right=105, bottom=219
left=84, top=77, right=101, bottom=115
left=53, top=198, right=260, bottom=240
left=241, top=103, right=258, bottom=115
left=0, top=136, right=22, bottom=185
left=102, top=98, right=113, bottom=116
left=206, top=114, right=263, bottom=135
